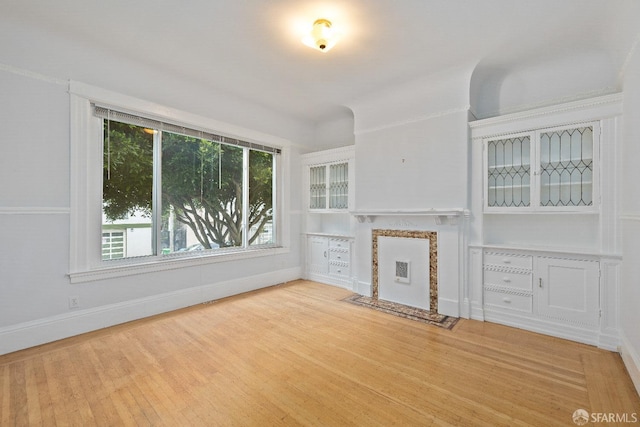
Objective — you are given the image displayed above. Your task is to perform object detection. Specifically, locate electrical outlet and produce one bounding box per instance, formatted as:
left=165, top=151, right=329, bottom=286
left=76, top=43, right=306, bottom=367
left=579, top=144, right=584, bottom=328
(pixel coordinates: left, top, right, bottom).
left=69, top=296, right=80, bottom=309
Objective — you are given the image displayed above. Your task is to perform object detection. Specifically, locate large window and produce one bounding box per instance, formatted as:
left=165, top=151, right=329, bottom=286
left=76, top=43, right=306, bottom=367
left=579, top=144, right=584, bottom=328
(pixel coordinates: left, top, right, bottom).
left=98, top=107, right=278, bottom=261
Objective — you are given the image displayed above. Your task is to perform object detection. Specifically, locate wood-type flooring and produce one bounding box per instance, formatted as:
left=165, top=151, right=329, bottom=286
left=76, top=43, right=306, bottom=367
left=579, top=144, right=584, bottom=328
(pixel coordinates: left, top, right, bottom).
left=1, top=280, right=638, bottom=426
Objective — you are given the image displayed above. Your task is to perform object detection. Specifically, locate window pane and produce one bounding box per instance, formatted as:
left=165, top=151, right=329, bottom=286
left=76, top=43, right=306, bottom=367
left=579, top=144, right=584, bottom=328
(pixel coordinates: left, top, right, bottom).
left=102, top=121, right=154, bottom=259
left=249, top=150, right=274, bottom=246
left=161, top=132, right=244, bottom=253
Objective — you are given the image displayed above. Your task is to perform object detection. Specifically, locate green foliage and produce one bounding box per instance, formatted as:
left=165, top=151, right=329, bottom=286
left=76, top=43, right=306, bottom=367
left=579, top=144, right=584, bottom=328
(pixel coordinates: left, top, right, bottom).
left=102, top=122, right=153, bottom=220
left=102, top=121, right=274, bottom=248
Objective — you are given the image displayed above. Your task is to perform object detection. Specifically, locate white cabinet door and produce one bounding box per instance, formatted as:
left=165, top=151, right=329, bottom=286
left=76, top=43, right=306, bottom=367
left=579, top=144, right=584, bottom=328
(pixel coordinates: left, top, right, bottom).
left=308, top=236, right=329, bottom=275
left=536, top=257, right=599, bottom=327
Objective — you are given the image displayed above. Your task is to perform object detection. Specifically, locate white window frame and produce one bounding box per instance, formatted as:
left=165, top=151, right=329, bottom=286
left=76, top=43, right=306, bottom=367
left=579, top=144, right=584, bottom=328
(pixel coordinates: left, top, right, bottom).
left=69, top=82, right=291, bottom=283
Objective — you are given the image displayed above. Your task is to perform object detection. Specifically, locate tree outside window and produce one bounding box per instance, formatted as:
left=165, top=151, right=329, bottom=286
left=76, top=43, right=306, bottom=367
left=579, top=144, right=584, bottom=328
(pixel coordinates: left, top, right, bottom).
left=101, top=120, right=275, bottom=260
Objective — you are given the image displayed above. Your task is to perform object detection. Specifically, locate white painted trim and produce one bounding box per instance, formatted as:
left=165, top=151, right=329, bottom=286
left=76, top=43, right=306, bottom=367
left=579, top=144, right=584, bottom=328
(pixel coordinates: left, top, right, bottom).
left=0, top=267, right=302, bottom=356
left=469, top=93, right=623, bottom=139
left=300, top=145, right=355, bottom=165
left=69, top=81, right=291, bottom=149
left=351, top=209, right=469, bottom=225
left=478, top=244, right=621, bottom=259
left=620, top=213, right=640, bottom=222
left=354, top=105, right=470, bottom=136
left=619, top=333, right=640, bottom=396
left=475, top=89, right=620, bottom=121
left=0, top=207, right=70, bottom=215
left=438, top=298, right=460, bottom=318
left=69, top=247, right=291, bottom=284
left=0, top=62, right=67, bottom=86
left=356, top=280, right=373, bottom=297
left=483, top=311, right=607, bottom=348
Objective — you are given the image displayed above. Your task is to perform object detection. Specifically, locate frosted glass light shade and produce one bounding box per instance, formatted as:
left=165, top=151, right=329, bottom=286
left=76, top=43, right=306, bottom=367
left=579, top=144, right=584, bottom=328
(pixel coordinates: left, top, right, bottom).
left=302, top=19, right=339, bottom=52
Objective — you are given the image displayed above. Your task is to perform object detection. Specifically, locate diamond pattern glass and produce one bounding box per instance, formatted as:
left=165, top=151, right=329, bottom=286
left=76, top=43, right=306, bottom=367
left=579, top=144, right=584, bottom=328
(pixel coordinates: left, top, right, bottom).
left=539, top=127, right=593, bottom=207
left=309, top=165, right=326, bottom=209
left=329, top=162, right=348, bottom=209
left=487, top=136, right=531, bottom=207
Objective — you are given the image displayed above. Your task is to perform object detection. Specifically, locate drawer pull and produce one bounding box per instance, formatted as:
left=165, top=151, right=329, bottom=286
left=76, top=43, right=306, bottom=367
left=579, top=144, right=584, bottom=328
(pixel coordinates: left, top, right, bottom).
left=502, top=277, right=511, bottom=283
left=502, top=259, right=511, bottom=264
left=502, top=297, right=512, bottom=303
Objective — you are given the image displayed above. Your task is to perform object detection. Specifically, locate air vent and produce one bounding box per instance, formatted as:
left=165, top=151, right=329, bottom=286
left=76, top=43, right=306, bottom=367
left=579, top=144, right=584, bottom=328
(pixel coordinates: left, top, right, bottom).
left=395, top=260, right=410, bottom=284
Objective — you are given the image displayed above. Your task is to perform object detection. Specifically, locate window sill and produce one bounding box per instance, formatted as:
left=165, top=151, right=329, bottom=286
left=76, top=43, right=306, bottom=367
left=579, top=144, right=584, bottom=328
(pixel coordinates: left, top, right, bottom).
left=68, top=246, right=289, bottom=284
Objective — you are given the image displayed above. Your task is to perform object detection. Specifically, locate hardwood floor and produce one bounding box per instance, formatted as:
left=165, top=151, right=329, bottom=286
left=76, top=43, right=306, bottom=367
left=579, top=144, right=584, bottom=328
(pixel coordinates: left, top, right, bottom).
left=1, top=280, right=638, bottom=426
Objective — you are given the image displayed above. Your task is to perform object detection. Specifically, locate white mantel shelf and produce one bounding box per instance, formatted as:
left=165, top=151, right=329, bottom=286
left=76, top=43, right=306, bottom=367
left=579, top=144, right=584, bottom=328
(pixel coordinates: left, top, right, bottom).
left=350, top=208, right=470, bottom=225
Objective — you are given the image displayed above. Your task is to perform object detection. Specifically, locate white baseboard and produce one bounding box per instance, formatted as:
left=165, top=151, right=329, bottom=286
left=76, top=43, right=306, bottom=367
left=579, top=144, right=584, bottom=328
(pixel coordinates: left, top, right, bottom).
left=619, top=333, right=640, bottom=397
left=438, top=298, right=460, bottom=317
left=0, top=267, right=302, bottom=356
left=356, top=281, right=373, bottom=296
left=470, top=302, right=485, bottom=321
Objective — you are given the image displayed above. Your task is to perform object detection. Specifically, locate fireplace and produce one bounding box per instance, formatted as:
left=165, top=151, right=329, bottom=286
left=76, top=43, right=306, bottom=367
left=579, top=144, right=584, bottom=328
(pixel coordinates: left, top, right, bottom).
left=372, top=229, right=438, bottom=313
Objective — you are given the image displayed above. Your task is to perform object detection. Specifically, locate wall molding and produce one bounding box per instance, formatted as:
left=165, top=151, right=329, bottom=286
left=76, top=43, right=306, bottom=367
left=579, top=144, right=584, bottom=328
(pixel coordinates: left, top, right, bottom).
left=620, top=213, right=640, bottom=222
left=0, top=207, right=70, bottom=215
left=0, top=62, right=67, bottom=86
left=469, top=93, right=623, bottom=139
left=0, top=267, right=302, bottom=356
left=354, top=105, right=470, bottom=136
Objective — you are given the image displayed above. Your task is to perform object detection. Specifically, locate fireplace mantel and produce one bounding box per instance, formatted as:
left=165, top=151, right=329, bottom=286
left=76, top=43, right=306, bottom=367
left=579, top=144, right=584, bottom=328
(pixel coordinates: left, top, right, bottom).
left=351, top=208, right=470, bottom=225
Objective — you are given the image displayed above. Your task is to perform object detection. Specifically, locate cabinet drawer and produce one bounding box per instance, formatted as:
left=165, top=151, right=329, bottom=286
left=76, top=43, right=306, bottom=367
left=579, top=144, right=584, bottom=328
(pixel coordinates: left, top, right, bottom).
left=484, top=290, right=532, bottom=313
left=329, top=264, right=350, bottom=277
left=484, top=270, right=532, bottom=291
left=484, top=252, right=532, bottom=270
left=329, top=251, right=348, bottom=262
left=329, top=239, right=349, bottom=250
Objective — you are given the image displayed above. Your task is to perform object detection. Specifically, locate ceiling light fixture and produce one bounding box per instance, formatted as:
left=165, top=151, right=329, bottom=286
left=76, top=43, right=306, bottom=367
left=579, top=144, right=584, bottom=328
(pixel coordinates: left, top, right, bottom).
left=302, top=18, right=339, bottom=52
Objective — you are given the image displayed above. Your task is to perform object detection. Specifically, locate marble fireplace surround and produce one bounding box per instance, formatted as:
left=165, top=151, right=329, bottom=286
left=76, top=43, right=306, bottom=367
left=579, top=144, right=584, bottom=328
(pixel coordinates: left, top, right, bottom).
left=371, top=229, right=438, bottom=313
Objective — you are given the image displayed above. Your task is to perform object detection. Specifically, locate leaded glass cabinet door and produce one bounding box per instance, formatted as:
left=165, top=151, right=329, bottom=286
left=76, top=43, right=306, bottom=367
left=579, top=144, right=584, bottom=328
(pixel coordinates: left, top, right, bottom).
left=309, top=165, right=326, bottom=209
left=537, top=125, right=597, bottom=209
left=329, top=162, right=348, bottom=209
left=485, top=134, right=532, bottom=210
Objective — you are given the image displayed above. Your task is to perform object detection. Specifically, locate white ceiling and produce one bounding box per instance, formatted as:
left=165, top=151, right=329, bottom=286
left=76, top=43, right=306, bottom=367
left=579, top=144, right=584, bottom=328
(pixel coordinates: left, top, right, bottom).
left=1, top=0, right=639, bottom=125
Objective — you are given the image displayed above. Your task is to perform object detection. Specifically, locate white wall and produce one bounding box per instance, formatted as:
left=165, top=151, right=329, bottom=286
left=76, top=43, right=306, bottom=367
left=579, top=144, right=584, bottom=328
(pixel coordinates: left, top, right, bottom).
left=351, top=69, right=471, bottom=211
left=0, top=67, right=305, bottom=355
left=620, top=39, right=640, bottom=393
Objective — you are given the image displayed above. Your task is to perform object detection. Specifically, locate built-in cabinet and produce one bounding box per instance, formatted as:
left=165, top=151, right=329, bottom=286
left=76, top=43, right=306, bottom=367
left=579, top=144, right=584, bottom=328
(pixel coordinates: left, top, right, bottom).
left=468, top=94, right=622, bottom=349
left=301, top=146, right=355, bottom=290
left=306, top=234, right=353, bottom=288
left=484, top=123, right=599, bottom=212
left=483, top=248, right=600, bottom=333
